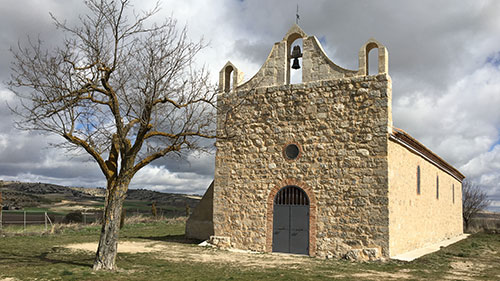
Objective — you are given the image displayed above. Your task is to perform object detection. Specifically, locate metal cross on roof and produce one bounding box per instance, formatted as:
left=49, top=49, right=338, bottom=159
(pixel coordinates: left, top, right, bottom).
left=296, top=4, right=300, bottom=25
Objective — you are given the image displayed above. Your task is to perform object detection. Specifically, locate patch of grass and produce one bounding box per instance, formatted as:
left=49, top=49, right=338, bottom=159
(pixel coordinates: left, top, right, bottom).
left=0, top=224, right=50, bottom=234
left=1, top=222, right=499, bottom=281
left=123, top=200, right=152, bottom=211
left=122, top=200, right=184, bottom=213
left=61, top=269, right=73, bottom=276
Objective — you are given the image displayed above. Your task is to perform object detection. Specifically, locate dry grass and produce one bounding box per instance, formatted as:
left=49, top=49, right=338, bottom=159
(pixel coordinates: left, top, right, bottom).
left=466, top=212, right=500, bottom=234
left=467, top=218, right=500, bottom=233
left=123, top=214, right=186, bottom=225
left=0, top=215, right=186, bottom=237
left=1, top=220, right=499, bottom=281
left=0, top=222, right=100, bottom=236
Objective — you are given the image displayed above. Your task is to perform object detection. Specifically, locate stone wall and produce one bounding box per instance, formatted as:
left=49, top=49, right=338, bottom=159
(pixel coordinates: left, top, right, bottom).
left=209, top=24, right=464, bottom=261
left=185, top=181, right=214, bottom=240
left=388, top=141, right=463, bottom=256
left=213, top=74, right=393, bottom=259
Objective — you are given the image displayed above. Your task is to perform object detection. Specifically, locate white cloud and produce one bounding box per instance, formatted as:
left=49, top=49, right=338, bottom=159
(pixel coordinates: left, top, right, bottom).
left=394, top=62, right=500, bottom=163
left=131, top=165, right=211, bottom=194
left=0, top=134, right=8, bottom=151
left=462, top=145, right=500, bottom=186
left=1, top=0, right=500, bottom=205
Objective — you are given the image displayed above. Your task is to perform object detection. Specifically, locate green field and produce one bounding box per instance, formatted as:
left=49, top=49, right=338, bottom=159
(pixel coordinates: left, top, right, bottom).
left=0, top=220, right=499, bottom=281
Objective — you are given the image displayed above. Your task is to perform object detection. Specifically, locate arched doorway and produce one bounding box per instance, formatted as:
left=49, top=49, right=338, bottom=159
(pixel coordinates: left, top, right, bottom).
left=272, top=186, right=309, bottom=254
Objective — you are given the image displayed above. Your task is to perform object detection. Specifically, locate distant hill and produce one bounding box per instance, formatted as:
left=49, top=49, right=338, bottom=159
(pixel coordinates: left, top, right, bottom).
left=0, top=180, right=201, bottom=212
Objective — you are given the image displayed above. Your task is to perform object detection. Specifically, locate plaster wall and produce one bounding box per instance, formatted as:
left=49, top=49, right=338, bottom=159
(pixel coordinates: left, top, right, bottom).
left=388, top=141, right=463, bottom=256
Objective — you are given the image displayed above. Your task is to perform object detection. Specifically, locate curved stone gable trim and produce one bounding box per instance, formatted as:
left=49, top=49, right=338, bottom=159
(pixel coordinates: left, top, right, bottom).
left=302, top=36, right=357, bottom=83
left=233, top=25, right=390, bottom=91
left=265, top=178, right=317, bottom=256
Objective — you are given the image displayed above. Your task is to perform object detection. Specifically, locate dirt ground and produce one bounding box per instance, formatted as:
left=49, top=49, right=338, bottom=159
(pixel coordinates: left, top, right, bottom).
left=65, top=241, right=312, bottom=269
left=63, top=240, right=498, bottom=280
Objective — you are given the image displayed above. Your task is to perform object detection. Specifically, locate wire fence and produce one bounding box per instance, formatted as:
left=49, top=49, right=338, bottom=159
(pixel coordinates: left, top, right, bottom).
left=0, top=207, right=187, bottom=232
left=0, top=210, right=100, bottom=232
left=0, top=211, right=54, bottom=232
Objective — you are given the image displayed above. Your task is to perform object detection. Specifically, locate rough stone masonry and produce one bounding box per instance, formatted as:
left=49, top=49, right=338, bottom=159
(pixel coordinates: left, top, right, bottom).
left=186, top=24, right=464, bottom=261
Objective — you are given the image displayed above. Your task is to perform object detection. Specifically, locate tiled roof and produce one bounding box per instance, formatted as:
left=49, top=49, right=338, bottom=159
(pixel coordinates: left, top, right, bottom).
left=390, top=127, right=465, bottom=182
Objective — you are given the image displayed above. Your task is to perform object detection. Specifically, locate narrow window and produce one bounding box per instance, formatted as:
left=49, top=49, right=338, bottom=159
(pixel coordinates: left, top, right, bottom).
left=416, top=166, right=421, bottom=195
left=436, top=176, right=439, bottom=199
left=224, top=65, right=234, bottom=92
left=452, top=184, right=455, bottom=204
left=367, top=43, right=379, bottom=75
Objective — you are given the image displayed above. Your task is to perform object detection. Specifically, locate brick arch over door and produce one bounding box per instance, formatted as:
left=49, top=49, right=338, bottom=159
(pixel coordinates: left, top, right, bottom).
left=266, top=179, right=317, bottom=256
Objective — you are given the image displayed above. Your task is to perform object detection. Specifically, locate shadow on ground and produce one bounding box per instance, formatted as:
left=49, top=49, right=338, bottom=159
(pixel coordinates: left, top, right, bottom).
left=0, top=248, right=92, bottom=268
left=36, top=247, right=93, bottom=268
left=131, top=234, right=202, bottom=245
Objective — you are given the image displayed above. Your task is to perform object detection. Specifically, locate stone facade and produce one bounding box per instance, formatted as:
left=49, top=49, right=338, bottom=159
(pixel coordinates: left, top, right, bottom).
left=214, top=75, right=392, bottom=259
left=186, top=24, right=464, bottom=260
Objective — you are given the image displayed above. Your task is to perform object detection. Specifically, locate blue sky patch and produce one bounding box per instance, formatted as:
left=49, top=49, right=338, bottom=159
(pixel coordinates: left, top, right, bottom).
left=486, top=51, right=500, bottom=66
left=318, top=36, right=327, bottom=46
left=489, top=136, right=500, bottom=152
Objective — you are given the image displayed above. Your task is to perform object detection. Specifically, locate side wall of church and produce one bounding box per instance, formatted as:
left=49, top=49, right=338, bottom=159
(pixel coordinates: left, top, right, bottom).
left=388, top=141, right=463, bottom=257
left=213, top=74, right=393, bottom=259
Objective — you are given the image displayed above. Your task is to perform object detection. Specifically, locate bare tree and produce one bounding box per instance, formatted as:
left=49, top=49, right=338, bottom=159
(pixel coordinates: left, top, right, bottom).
left=9, top=0, right=216, bottom=271
left=462, top=179, right=490, bottom=231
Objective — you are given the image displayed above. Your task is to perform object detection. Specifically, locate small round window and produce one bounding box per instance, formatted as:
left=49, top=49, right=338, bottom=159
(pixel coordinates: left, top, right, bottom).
left=284, top=143, right=300, bottom=160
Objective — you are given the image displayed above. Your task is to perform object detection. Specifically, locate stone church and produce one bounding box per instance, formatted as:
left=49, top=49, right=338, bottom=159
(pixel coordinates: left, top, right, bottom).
left=186, top=24, right=464, bottom=260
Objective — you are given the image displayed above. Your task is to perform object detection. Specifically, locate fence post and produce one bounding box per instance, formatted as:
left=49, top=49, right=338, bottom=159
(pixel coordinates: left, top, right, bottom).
left=45, top=211, right=47, bottom=231
left=45, top=213, right=53, bottom=229
left=24, top=210, right=26, bottom=232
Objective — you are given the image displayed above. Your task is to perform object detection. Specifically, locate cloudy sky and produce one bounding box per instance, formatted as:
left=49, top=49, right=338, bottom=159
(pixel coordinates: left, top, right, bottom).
left=0, top=0, right=499, bottom=210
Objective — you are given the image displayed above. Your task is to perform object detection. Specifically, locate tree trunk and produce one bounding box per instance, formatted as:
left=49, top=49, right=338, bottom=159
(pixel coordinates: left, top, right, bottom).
left=93, top=180, right=129, bottom=271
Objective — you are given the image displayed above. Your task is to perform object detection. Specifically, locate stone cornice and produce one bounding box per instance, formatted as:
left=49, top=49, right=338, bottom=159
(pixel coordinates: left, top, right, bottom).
left=390, top=127, right=465, bottom=182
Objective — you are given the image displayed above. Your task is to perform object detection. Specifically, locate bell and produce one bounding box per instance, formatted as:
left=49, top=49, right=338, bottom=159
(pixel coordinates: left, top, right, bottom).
left=291, top=45, right=303, bottom=70
left=291, top=45, right=302, bottom=59
left=291, top=58, right=301, bottom=69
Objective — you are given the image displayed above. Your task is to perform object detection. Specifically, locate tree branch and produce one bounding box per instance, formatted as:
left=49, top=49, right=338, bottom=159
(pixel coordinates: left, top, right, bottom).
left=62, top=133, right=111, bottom=179
left=132, top=144, right=181, bottom=175
left=144, top=130, right=216, bottom=140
